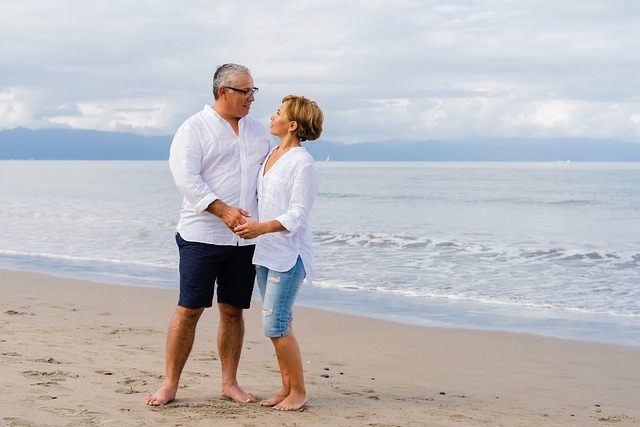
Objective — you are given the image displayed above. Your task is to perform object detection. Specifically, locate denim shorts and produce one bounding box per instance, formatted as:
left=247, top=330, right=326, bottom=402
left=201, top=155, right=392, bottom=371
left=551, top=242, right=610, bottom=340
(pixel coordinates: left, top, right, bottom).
left=176, top=233, right=256, bottom=309
left=256, top=256, right=306, bottom=338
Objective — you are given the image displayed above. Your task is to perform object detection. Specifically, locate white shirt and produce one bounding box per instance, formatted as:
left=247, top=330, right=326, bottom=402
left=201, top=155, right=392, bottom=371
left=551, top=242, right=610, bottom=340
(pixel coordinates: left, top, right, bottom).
left=253, top=147, right=319, bottom=283
left=169, top=105, right=274, bottom=246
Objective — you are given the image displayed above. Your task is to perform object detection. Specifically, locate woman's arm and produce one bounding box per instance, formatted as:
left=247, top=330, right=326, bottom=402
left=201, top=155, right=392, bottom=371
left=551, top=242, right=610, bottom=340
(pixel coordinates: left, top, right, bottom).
left=234, top=218, right=285, bottom=239
left=274, top=163, right=319, bottom=233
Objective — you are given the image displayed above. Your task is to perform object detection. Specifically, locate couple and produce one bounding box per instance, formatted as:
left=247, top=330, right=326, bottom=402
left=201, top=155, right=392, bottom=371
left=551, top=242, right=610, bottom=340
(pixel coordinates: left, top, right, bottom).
left=145, top=63, right=323, bottom=411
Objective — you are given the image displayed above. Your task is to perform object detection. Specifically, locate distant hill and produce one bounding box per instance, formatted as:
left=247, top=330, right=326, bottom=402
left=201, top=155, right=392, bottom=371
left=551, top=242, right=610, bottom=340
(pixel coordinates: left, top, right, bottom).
left=0, top=128, right=171, bottom=160
left=1, top=128, right=640, bottom=161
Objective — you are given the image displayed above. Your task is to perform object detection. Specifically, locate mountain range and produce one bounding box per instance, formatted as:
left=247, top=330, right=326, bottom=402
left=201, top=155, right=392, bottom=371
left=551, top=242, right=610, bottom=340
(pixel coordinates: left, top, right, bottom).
left=1, top=127, right=640, bottom=162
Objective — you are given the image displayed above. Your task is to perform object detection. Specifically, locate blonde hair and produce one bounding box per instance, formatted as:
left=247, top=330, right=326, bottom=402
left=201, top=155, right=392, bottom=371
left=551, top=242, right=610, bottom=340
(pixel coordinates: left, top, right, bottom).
left=282, top=95, right=324, bottom=142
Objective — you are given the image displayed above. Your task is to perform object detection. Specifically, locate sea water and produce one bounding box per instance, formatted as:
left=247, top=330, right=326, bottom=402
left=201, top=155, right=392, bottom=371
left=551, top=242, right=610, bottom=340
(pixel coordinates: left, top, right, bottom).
left=1, top=160, right=639, bottom=347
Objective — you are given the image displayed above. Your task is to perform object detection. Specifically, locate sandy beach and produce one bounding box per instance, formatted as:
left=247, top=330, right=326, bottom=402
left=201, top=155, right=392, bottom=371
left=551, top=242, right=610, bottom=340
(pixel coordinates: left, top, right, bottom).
left=1, top=268, right=639, bottom=426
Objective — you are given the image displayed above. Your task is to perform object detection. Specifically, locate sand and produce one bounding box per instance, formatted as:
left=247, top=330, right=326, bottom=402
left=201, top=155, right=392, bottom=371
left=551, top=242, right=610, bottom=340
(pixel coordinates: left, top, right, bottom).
left=1, top=268, right=639, bottom=426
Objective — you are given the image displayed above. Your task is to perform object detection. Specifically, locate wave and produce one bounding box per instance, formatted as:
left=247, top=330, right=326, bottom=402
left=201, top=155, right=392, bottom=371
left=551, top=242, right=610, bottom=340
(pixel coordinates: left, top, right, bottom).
left=483, top=197, right=597, bottom=206
left=314, top=231, right=640, bottom=263
left=0, top=249, right=177, bottom=270
left=311, top=278, right=640, bottom=318
left=3, top=234, right=638, bottom=320
left=311, top=230, right=640, bottom=318
left=520, top=248, right=634, bottom=262
left=314, top=231, right=433, bottom=249
left=318, top=192, right=601, bottom=207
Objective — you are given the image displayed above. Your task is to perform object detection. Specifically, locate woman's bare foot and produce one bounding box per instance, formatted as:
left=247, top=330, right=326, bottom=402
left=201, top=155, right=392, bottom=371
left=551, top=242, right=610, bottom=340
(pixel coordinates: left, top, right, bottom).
left=222, top=384, right=257, bottom=403
left=260, top=391, right=288, bottom=407
left=145, top=384, right=176, bottom=406
left=273, top=391, right=307, bottom=411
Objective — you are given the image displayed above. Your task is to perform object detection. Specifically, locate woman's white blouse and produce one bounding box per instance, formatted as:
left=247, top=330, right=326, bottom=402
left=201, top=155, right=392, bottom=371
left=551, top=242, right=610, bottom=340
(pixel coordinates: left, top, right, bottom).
left=253, top=147, right=319, bottom=283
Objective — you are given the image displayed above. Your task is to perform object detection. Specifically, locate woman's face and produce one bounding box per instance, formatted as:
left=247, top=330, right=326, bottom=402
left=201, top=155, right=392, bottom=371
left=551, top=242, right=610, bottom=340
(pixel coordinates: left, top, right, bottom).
left=269, top=102, right=292, bottom=137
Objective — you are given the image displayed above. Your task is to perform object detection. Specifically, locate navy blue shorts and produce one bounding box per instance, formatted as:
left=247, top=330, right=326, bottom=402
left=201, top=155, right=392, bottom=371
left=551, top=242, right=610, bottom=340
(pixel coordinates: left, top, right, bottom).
left=176, top=233, right=256, bottom=309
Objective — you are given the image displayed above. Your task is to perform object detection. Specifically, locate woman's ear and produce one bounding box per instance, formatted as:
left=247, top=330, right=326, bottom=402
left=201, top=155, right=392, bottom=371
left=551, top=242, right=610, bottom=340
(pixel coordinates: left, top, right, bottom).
left=289, top=121, right=298, bottom=132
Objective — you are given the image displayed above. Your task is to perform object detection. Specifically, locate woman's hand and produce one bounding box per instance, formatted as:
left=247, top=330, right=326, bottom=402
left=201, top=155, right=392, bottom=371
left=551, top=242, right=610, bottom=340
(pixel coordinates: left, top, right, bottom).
left=234, top=220, right=263, bottom=239
left=235, top=219, right=286, bottom=239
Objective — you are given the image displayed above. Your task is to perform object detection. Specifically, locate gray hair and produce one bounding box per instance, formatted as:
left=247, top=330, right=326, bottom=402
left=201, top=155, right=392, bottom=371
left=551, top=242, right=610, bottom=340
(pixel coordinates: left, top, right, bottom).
left=212, top=63, right=251, bottom=100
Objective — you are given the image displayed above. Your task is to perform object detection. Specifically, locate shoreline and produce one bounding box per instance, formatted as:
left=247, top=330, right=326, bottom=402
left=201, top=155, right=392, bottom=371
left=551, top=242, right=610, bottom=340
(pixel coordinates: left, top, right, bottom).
left=2, top=268, right=639, bottom=426
left=2, top=257, right=639, bottom=349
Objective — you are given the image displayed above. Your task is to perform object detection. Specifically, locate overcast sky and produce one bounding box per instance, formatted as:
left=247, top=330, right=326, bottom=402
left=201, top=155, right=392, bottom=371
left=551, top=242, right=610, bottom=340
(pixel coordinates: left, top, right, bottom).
left=1, top=1, right=640, bottom=144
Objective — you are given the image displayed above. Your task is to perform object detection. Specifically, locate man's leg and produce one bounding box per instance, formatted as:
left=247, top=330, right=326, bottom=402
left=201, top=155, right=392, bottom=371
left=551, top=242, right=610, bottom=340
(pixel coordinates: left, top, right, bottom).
left=218, top=302, right=256, bottom=403
left=145, top=306, right=204, bottom=406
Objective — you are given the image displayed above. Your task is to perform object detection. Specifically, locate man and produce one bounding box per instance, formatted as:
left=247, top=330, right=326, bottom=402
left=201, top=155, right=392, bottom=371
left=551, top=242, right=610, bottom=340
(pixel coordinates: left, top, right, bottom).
left=145, top=63, right=274, bottom=406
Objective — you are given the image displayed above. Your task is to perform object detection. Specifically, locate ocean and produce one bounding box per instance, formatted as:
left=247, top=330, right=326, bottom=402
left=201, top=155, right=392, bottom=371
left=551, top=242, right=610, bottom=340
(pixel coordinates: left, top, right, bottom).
left=1, top=160, right=639, bottom=347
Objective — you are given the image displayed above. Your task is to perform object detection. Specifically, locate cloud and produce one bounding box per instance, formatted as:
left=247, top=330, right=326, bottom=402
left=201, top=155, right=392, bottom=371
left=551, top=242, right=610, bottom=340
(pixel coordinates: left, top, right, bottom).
left=46, top=100, right=174, bottom=134
left=1, top=0, right=640, bottom=143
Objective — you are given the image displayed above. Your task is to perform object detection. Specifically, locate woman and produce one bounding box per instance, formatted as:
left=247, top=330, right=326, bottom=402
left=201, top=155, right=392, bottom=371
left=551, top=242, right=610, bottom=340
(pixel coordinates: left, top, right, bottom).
left=234, top=95, right=323, bottom=411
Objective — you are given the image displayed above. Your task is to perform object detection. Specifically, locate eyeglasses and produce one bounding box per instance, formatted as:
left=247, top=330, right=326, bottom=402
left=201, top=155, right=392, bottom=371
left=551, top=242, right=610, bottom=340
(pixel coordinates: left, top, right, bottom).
left=225, top=86, right=259, bottom=99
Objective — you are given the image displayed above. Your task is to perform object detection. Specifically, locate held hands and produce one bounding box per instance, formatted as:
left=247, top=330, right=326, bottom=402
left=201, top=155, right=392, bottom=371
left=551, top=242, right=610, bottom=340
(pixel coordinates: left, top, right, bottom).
left=207, top=200, right=250, bottom=231
left=235, top=219, right=285, bottom=239
left=234, top=220, right=264, bottom=240
left=207, top=200, right=282, bottom=238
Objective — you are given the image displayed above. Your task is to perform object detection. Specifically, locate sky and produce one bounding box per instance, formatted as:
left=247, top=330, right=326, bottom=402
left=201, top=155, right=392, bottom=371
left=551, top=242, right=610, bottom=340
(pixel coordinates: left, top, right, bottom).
left=1, top=0, right=640, bottom=144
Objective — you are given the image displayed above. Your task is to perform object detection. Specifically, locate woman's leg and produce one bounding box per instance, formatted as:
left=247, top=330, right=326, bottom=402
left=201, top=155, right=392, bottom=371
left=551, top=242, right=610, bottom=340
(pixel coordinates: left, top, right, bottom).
left=258, top=258, right=306, bottom=409
left=271, top=322, right=307, bottom=410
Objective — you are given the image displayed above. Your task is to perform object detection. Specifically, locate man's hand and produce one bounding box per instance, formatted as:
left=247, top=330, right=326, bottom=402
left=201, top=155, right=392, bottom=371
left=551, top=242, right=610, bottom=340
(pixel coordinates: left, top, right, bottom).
left=207, top=200, right=251, bottom=231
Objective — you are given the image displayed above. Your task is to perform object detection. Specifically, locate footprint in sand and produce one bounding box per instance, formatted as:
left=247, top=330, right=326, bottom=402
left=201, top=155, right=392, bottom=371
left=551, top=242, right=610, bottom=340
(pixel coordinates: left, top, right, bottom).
left=34, top=357, right=62, bottom=364
left=22, top=370, right=78, bottom=382
left=34, top=381, right=60, bottom=388
left=3, top=417, right=33, bottom=426
left=115, top=378, right=148, bottom=395
left=5, top=310, right=33, bottom=316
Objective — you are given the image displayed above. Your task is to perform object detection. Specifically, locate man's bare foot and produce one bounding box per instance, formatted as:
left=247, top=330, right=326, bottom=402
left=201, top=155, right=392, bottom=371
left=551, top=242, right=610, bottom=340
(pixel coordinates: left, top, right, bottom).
left=273, top=392, right=307, bottom=411
left=260, top=391, right=288, bottom=407
left=222, top=384, right=257, bottom=403
left=145, top=384, right=177, bottom=406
